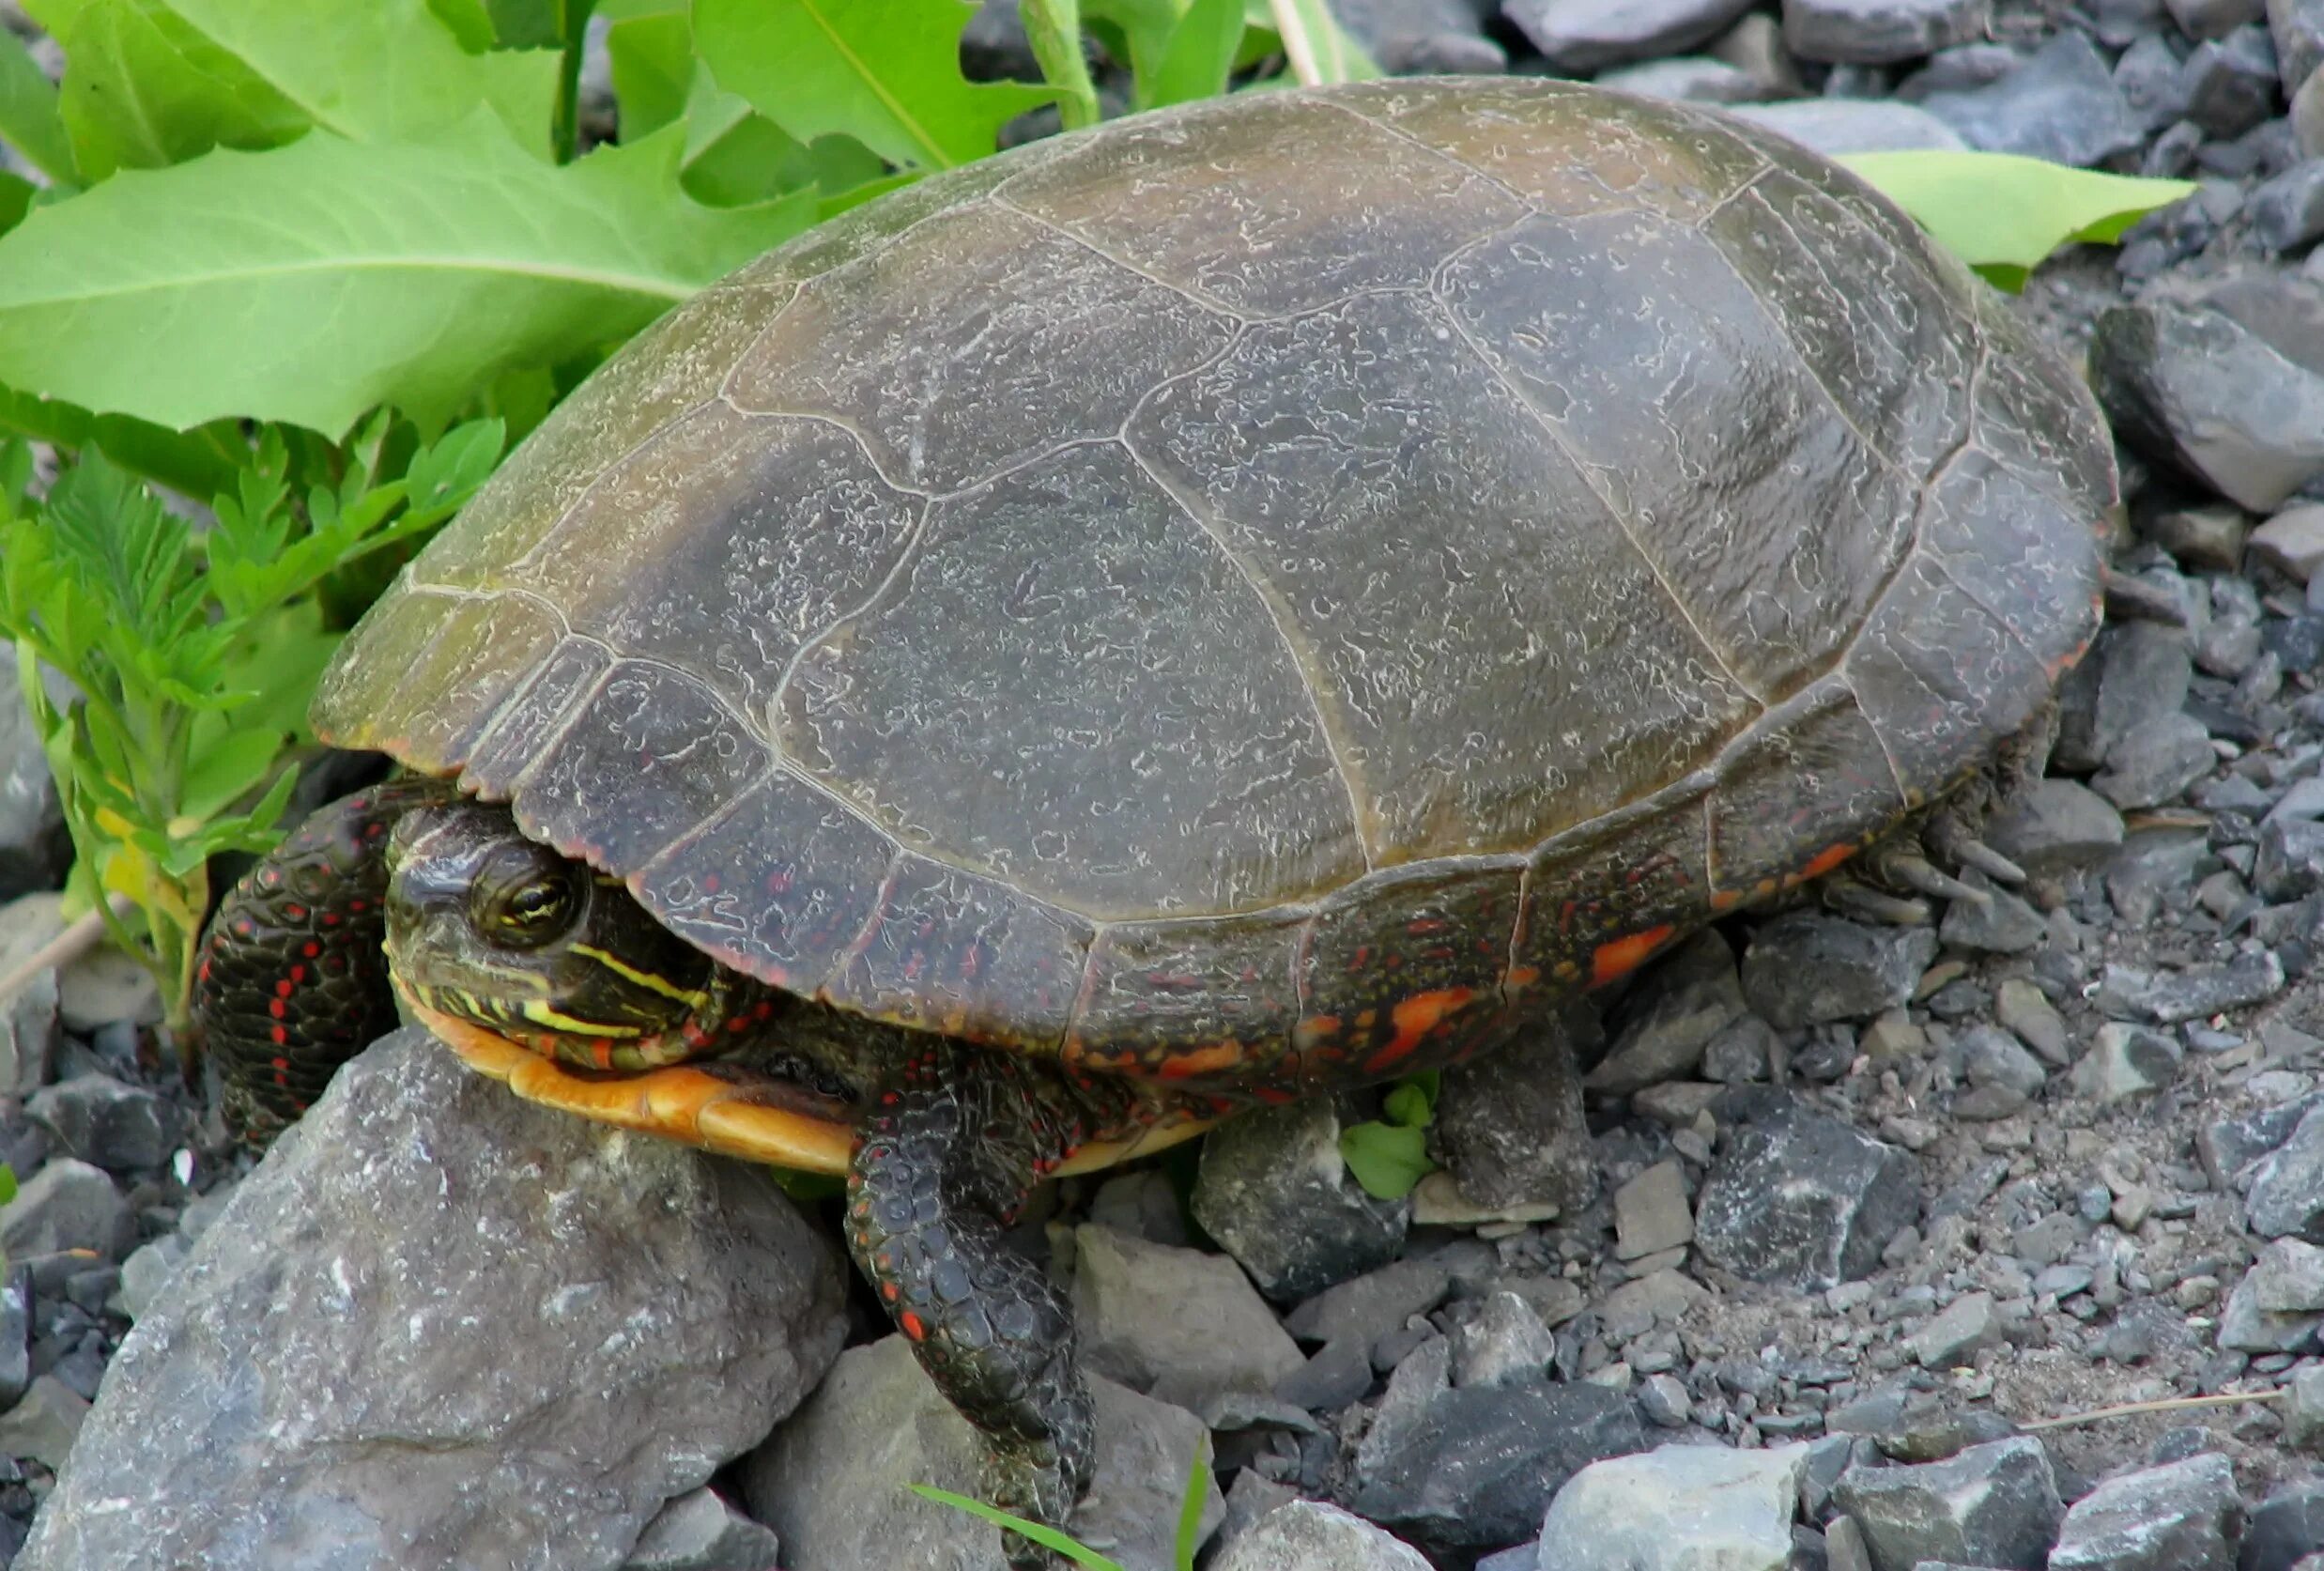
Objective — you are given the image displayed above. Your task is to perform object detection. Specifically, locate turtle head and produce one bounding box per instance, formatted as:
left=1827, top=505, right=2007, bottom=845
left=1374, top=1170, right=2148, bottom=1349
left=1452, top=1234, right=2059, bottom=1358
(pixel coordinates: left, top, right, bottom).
left=384, top=798, right=724, bottom=1071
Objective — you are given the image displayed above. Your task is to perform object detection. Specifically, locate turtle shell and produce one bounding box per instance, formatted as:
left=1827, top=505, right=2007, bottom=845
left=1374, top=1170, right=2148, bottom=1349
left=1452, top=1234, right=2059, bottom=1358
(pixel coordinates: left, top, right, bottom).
left=316, top=78, right=2112, bottom=1101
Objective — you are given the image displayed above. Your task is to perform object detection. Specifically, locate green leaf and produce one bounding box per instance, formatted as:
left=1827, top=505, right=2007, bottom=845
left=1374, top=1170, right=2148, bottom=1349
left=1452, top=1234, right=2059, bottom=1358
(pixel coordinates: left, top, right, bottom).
left=0, top=174, right=32, bottom=239
left=1338, top=1120, right=1433, bottom=1200
left=484, top=0, right=564, bottom=47
left=1169, top=1439, right=1211, bottom=1570
left=0, top=1163, right=16, bottom=1207
left=1381, top=1073, right=1436, bottom=1130
left=1143, top=0, right=1243, bottom=109
left=54, top=0, right=310, bottom=180
left=1840, top=151, right=2195, bottom=294
left=604, top=3, right=689, bottom=139
left=0, top=390, right=248, bottom=496
left=55, top=0, right=561, bottom=178
left=426, top=0, right=498, bottom=50
left=0, top=26, right=74, bottom=185
left=0, top=115, right=815, bottom=435
left=1262, top=0, right=1377, bottom=84
left=695, top=0, right=1056, bottom=170
left=906, top=1485, right=1126, bottom=1570
left=1022, top=0, right=1100, bottom=131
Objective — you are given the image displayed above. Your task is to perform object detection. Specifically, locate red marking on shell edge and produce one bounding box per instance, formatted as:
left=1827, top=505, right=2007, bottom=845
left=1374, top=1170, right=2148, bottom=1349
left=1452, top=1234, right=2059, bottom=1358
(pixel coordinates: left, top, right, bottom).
left=269, top=1025, right=288, bottom=1046
left=1156, top=1041, right=1243, bottom=1081
left=274, top=979, right=294, bottom=999
left=269, top=1000, right=286, bottom=1021
left=270, top=1056, right=290, bottom=1072
left=1362, top=987, right=1474, bottom=1074
left=301, top=941, right=321, bottom=958
left=1590, top=925, right=1676, bottom=988
left=1790, top=842, right=1856, bottom=886
left=900, top=1311, right=927, bottom=1341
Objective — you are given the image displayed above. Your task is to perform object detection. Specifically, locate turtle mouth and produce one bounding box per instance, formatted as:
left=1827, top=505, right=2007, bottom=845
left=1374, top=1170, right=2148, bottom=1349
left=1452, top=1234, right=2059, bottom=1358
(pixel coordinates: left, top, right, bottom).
left=400, top=986, right=861, bottom=1174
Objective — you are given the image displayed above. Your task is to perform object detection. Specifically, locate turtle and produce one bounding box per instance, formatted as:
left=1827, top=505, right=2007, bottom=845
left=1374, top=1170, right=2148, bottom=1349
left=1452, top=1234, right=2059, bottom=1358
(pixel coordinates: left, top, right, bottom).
left=192, top=76, right=2116, bottom=1563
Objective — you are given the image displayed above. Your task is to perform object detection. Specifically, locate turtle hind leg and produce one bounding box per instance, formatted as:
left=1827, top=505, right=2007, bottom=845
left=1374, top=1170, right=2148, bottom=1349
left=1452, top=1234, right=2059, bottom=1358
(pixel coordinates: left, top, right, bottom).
left=194, top=776, right=452, bottom=1144
left=844, top=1043, right=1102, bottom=1569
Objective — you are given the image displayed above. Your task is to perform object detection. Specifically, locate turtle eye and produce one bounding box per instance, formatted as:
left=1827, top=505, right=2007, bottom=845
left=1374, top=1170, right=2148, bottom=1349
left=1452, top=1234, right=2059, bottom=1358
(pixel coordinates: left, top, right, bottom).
left=475, top=854, right=581, bottom=950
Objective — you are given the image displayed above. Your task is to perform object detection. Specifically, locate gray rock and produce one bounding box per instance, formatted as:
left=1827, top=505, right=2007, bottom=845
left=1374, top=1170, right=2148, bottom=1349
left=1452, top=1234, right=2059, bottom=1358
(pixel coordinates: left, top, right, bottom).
left=1906, top=1292, right=1997, bottom=1367
left=1499, top=0, right=1756, bottom=69
left=2098, top=952, right=2286, bottom=1024
left=2290, top=1363, right=2324, bottom=1452
left=1701, top=1013, right=1777, bottom=1082
left=1535, top=1441, right=1808, bottom=1571
left=16, top=1029, right=847, bottom=1571
left=620, top=1487, right=783, bottom=1571
left=1448, top=1291, right=1556, bottom=1389
left=2094, top=713, right=2218, bottom=809
left=2092, top=298, right=2324, bottom=513
left=2245, top=1476, right=2324, bottom=1571
left=1828, top=1437, right=2062, bottom=1571
left=1980, top=780, right=2125, bottom=872
left=115, top=1233, right=189, bottom=1324
left=1211, top=1500, right=1429, bottom=1571
left=0, top=1157, right=131, bottom=1260
left=2256, top=817, right=2324, bottom=901
left=2090, top=622, right=2195, bottom=771
left=1088, top=1169, right=1189, bottom=1249
left=0, top=1272, right=25, bottom=1409
left=2302, top=69, right=2324, bottom=156
left=746, top=1335, right=1223, bottom=1571
left=55, top=943, right=158, bottom=1034
left=1212, top=1470, right=1301, bottom=1562
left=2279, top=0, right=2324, bottom=91
left=2256, top=1237, right=2324, bottom=1309
left=1431, top=1008, right=1598, bottom=1213
left=1273, top=1333, right=1373, bottom=1411
left=1958, top=1027, right=2048, bottom=1103
left=1594, top=55, right=1769, bottom=102
left=1782, top=0, right=1989, bottom=63
left=1595, top=1268, right=1710, bottom=1339
left=2120, top=33, right=2198, bottom=131
left=2071, top=1024, right=2185, bottom=1102
left=2175, top=0, right=2269, bottom=35
left=1349, top=1377, right=1646, bottom=1552
left=1918, top=30, right=2146, bottom=165
left=2254, top=501, right=2324, bottom=584
left=1327, top=0, right=1506, bottom=72
left=2250, top=1104, right=2324, bottom=1240
left=1072, top=1224, right=1304, bottom=1411
left=1589, top=931, right=1745, bottom=1095
left=1639, top=1372, right=1692, bottom=1427
left=1612, top=1160, right=1694, bottom=1261
left=1993, top=980, right=2070, bottom=1067
left=2181, top=23, right=2285, bottom=138
left=1937, top=874, right=2044, bottom=955
left=0, top=1374, right=86, bottom=1471
left=1740, top=915, right=1938, bottom=1029
left=2217, top=1263, right=2322, bottom=1351
left=1283, top=1257, right=1450, bottom=1348
left=1192, top=1100, right=1408, bottom=1303
left=1721, top=99, right=1971, bottom=153
left=2256, top=161, right=2324, bottom=253
left=0, top=645, right=69, bottom=903
left=2047, top=1452, right=2239, bottom=1571
left=26, top=1073, right=179, bottom=1172
left=1695, top=1096, right=1922, bottom=1289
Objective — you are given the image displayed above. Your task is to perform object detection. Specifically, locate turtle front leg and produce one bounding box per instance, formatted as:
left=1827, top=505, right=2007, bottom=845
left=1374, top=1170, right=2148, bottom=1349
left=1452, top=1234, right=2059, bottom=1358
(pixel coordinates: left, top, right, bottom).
left=845, top=1042, right=1104, bottom=1567
left=194, top=776, right=453, bottom=1141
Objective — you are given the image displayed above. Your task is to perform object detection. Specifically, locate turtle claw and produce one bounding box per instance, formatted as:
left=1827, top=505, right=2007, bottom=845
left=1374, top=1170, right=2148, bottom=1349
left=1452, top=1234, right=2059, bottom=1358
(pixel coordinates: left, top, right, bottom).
left=1947, top=837, right=2027, bottom=886
left=1875, top=850, right=1990, bottom=907
left=1824, top=877, right=1932, bottom=927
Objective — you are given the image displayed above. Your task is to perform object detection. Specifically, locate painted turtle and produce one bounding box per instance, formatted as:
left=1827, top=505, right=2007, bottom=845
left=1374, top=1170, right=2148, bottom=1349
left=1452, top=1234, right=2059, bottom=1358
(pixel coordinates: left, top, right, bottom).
left=195, top=78, right=2114, bottom=1561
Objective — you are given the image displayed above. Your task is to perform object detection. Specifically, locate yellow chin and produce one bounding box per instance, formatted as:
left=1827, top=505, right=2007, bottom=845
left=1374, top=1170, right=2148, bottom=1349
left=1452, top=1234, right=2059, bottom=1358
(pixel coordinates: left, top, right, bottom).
left=403, top=992, right=859, bottom=1175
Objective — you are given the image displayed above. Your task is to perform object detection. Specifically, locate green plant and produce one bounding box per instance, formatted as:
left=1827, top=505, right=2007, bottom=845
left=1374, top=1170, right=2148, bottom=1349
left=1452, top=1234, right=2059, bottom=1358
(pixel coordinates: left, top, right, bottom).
left=0, top=421, right=501, bottom=1037
left=912, top=1435, right=1214, bottom=1569
left=1340, top=1070, right=1440, bottom=1200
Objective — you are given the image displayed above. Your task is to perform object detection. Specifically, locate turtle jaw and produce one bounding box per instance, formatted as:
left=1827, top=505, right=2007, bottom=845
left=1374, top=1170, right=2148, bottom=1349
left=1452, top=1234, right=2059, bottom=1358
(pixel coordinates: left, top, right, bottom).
left=402, top=984, right=861, bottom=1174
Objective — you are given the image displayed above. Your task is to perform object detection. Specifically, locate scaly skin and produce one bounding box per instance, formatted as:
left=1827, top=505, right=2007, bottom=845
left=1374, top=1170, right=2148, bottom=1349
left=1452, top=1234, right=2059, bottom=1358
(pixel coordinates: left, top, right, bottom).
left=193, top=784, right=1147, bottom=1568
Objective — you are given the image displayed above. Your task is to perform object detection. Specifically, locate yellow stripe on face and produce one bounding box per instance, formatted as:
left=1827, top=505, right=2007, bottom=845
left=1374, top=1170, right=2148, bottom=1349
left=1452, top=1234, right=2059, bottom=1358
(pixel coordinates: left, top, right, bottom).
left=570, top=943, right=709, bottom=1009
left=519, top=1000, right=645, bottom=1038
